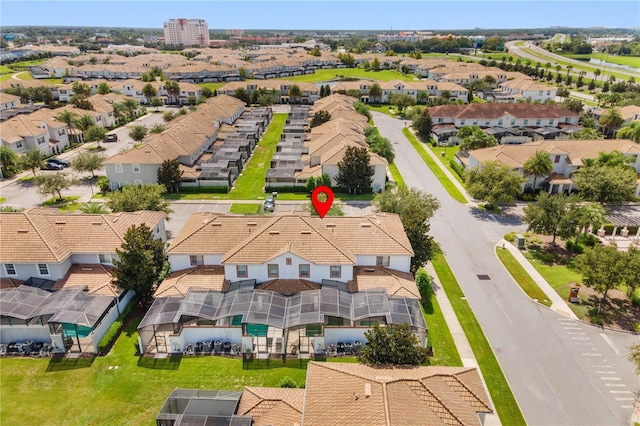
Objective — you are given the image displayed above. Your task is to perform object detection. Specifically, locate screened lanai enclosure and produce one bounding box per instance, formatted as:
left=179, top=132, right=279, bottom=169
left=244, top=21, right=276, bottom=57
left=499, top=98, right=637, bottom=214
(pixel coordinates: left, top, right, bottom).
left=137, top=282, right=427, bottom=357
left=0, top=285, right=132, bottom=354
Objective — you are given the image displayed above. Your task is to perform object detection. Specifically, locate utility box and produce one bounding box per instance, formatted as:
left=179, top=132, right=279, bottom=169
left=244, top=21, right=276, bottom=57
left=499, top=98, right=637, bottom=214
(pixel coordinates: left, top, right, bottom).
left=515, top=234, right=526, bottom=249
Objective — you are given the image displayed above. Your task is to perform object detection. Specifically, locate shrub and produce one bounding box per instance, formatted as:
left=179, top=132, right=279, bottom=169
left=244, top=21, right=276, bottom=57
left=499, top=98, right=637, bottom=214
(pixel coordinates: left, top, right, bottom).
left=589, top=316, right=604, bottom=326
left=279, top=376, right=297, bottom=388
left=579, top=233, right=598, bottom=247
left=521, top=193, right=535, bottom=202
left=633, top=322, right=640, bottom=333
left=449, top=160, right=465, bottom=178
left=97, top=298, right=136, bottom=353
left=631, top=294, right=640, bottom=308
left=96, top=176, right=110, bottom=193
left=566, top=239, right=584, bottom=254
left=504, top=232, right=516, bottom=242
left=415, top=267, right=433, bottom=300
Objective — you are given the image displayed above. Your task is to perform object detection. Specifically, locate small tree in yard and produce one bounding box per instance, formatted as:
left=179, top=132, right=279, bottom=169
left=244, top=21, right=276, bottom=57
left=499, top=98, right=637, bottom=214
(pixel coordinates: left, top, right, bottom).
left=107, top=184, right=172, bottom=214
left=574, top=245, right=628, bottom=310
left=305, top=173, right=331, bottom=192
left=84, top=125, right=106, bottom=148
left=151, top=97, right=164, bottom=111
left=458, top=126, right=498, bottom=150
left=33, top=173, right=77, bottom=201
left=523, top=150, right=553, bottom=191
left=465, top=161, right=526, bottom=209
left=358, top=323, right=428, bottom=365
left=388, top=94, right=416, bottom=112
left=157, top=159, right=183, bottom=193
left=71, top=151, right=106, bottom=178
left=415, top=267, right=433, bottom=301
left=572, top=164, right=636, bottom=204
left=523, top=193, right=581, bottom=245
left=18, top=148, right=45, bottom=176
left=113, top=224, right=166, bottom=304
left=412, top=108, right=433, bottom=140
left=310, top=110, right=331, bottom=128
left=129, top=125, right=148, bottom=142
left=335, top=146, right=373, bottom=194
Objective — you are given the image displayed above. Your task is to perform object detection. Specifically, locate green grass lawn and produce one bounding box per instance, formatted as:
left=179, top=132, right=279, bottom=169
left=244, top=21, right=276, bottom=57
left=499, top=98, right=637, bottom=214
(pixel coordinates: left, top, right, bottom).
left=0, top=197, right=6, bottom=203
left=388, top=163, right=405, bottom=187
left=402, top=128, right=468, bottom=203
left=564, top=53, right=640, bottom=68
left=0, top=74, right=14, bottom=82
left=496, top=247, right=552, bottom=307
left=368, top=104, right=400, bottom=117
left=16, top=71, right=33, bottom=81
left=0, top=317, right=308, bottom=426
left=7, top=59, right=47, bottom=68
left=229, top=203, right=261, bottom=214
left=421, top=297, right=463, bottom=367
left=42, top=195, right=80, bottom=206
left=432, top=252, right=526, bottom=426
left=275, top=68, right=418, bottom=83
left=428, top=145, right=464, bottom=185
left=228, top=113, right=287, bottom=199
left=197, top=82, right=226, bottom=92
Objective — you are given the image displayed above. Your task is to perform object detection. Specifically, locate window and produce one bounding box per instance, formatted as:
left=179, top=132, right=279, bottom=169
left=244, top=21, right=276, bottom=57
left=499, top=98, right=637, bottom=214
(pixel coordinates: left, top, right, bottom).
left=5, top=264, right=16, bottom=275
left=58, top=129, right=65, bottom=136
left=547, top=91, right=551, bottom=95
left=511, top=119, right=516, bottom=125
left=554, top=155, right=561, bottom=163
left=460, top=119, right=465, bottom=125
left=38, top=264, right=49, bottom=276
left=134, top=179, right=142, bottom=185
left=472, top=120, right=478, bottom=125
left=549, top=119, right=554, bottom=125
left=99, top=254, right=112, bottom=264
left=485, top=120, right=490, bottom=126
left=268, top=264, right=279, bottom=278
left=236, top=265, right=248, bottom=278
left=16, top=141, right=23, bottom=149
left=523, top=119, right=529, bottom=125
left=330, top=265, right=341, bottom=278
left=286, top=257, right=292, bottom=265
left=115, top=164, right=123, bottom=173
left=376, top=256, right=390, bottom=267
left=299, top=264, right=310, bottom=278
left=37, top=137, right=45, bottom=145
left=536, top=119, right=541, bottom=125
left=190, top=255, right=204, bottom=266
left=498, top=119, right=503, bottom=125
left=132, top=164, right=140, bottom=173
left=539, top=91, right=543, bottom=96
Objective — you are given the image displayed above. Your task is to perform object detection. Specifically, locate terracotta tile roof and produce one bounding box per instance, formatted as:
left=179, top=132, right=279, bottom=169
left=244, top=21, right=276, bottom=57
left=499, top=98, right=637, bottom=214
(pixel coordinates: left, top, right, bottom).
left=0, top=210, right=164, bottom=263
left=237, top=387, right=304, bottom=426
left=154, top=266, right=227, bottom=297
left=0, top=277, right=25, bottom=289
left=302, top=362, right=493, bottom=426
left=350, top=266, right=420, bottom=299
left=256, top=279, right=321, bottom=295
left=428, top=103, right=578, bottom=120
left=53, top=263, right=122, bottom=297
left=470, top=138, right=640, bottom=168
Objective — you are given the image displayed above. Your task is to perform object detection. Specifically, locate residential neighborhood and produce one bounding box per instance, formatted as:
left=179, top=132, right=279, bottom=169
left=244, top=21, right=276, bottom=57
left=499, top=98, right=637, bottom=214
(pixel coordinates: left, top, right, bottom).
left=1, top=6, right=640, bottom=426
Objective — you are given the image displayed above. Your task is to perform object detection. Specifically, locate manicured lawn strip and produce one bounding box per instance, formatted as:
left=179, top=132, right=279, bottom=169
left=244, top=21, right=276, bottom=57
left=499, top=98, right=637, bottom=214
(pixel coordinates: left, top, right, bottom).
left=0, top=197, right=6, bottom=203
left=0, top=74, right=13, bottom=82
left=229, top=113, right=288, bottom=199
left=16, top=71, right=32, bottom=80
left=274, top=68, right=418, bottom=83
left=388, top=163, right=405, bottom=187
left=197, top=82, right=226, bottom=92
left=368, top=104, right=400, bottom=117
left=564, top=53, right=640, bottom=68
left=6, top=59, right=47, bottom=68
left=402, top=128, right=468, bottom=203
left=0, top=317, right=308, bottom=426
left=432, top=252, right=526, bottom=425
left=229, top=203, right=261, bottom=214
left=496, top=248, right=552, bottom=307
left=428, top=145, right=464, bottom=185
left=421, top=297, right=463, bottom=367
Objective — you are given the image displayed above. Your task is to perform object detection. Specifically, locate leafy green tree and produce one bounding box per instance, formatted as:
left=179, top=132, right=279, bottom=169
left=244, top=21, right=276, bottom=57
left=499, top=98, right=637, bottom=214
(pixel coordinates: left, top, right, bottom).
left=310, top=110, right=331, bottom=128
left=411, top=108, right=433, bottom=140
left=113, top=224, right=166, bottom=303
left=457, top=126, right=498, bottom=150
left=75, top=114, right=95, bottom=133
left=156, top=159, right=183, bottom=193
left=387, top=94, right=416, bottom=112
left=257, top=94, right=276, bottom=106
left=150, top=97, right=164, bottom=111
left=96, top=176, right=110, bottom=193
left=33, top=172, right=77, bottom=201
left=575, top=245, right=627, bottom=305
left=128, top=125, right=148, bottom=142
left=569, top=128, right=603, bottom=140
left=289, top=84, right=302, bottom=104
left=122, top=98, right=140, bottom=119
left=0, top=146, right=18, bottom=178
left=415, top=267, right=433, bottom=301
left=616, top=121, right=640, bottom=143
left=233, top=87, right=250, bottom=104
left=371, top=57, right=381, bottom=71
left=79, top=202, right=110, bottom=214
left=150, top=124, right=165, bottom=134
left=97, top=82, right=111, bottom=95
left=357, top=323, right=428, bottom=365
left=73, top=98, right=95, bottom=111
left=572, top=202, right=606, bottom=243
left=523, top=193, right=581, bottom=244
left=142, top=83, right=157, bottom=104
left=625, top=248, right=640, bottom=297
left=200, top=87, right=213, bottom=98
left=107, top=184, right=172, bottom=214
left=629, top=342, right=640, bottom=375
left=353, top=101, right=371, bottom=120
left=319, top=85, right=325, bottom=98
left=561, top=98, right=584, bottom=114
left=18, top=148, right=45, bottom=176
left=71, top=151, right=106, bottom=178
left=369, top=136, right=395, bottom=164
left=599, top=107, right=623, bottom=138
left=335, top=146, right=373, bottom=194
left=71, top=81, right=91, bottom=98
left=523, top=150, right=553, bottom=190
left=465, top=161, right=526, bottom=208
left=572, top=164, right=636, bottom=204
left=164, top=80, right=180, bottom=104
left=279, top=377, right=298, bottom=388
left=84, top=125, right=106, bottom=148
left=373, top=185, right=439, bottom=272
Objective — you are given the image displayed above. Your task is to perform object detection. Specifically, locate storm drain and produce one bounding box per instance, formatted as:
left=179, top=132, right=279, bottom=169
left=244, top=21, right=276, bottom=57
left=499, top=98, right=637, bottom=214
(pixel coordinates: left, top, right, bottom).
left=477, top=275, right=491, bottom=280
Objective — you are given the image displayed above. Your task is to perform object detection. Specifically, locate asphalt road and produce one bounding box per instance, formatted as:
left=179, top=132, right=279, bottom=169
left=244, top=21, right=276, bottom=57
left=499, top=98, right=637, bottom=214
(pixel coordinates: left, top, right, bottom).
left=373, top=111, right=639, bottom=426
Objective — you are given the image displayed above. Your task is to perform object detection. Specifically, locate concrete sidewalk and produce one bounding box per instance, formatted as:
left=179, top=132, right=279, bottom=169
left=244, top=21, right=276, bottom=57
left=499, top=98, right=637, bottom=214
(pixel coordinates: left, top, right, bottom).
left=425, top=262, right=502, bottom=426
left=499, top=239, right=578, bottom=320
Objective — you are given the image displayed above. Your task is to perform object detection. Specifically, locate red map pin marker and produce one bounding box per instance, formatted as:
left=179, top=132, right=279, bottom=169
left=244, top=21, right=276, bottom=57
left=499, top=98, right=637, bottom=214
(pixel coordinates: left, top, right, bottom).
left=311, top=185, right=334, bottom=218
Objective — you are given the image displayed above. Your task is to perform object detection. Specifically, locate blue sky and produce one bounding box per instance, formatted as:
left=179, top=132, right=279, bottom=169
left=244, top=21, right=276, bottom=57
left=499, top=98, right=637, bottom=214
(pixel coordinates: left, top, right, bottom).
left=2, top=1, right=639, bottom=30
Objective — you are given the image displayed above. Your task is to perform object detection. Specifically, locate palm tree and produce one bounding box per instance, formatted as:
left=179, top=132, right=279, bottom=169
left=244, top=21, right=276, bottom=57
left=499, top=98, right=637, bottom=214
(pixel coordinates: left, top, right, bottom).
left=566, top=65, right=573, bottom=79
left=574, top=202, right=606, bottom=243
left=369, top=83, right=382, bottom=104
left=79, top=202, right=110, bottom=214
left=289, top=84, right=301, bottom=104
left=599, top=107, right=624, bottom=138
left=112, top=102, right=127, bottom=125
left=97, top=82, right=111, bottom=95
left=523, top=150, right=553, bottom=191
left=593, top=68, right=601, bottom=84
left=56, top=110, right=79, bottom=142
left=150, top=124, right=165, bottom=134
left=616, top=121, right=640, bottom=143
left=142, top=83, right=157, bottom=104
left=122, top=98, right=140, bottom=119
left=0, top=146, right=18, bottom=178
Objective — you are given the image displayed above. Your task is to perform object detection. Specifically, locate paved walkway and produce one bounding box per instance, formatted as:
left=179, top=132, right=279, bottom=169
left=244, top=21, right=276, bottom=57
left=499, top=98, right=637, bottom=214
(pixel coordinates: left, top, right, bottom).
left=499, top=239, right=578, bottom=320
left=425, top=262, right=502, bottom=426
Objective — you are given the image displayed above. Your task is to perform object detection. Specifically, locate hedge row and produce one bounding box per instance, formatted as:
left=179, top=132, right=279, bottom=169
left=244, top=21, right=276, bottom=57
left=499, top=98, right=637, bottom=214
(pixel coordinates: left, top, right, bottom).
left=97, top=300, right=136, bottom=353
left=449, top=160, right=465, bottom=179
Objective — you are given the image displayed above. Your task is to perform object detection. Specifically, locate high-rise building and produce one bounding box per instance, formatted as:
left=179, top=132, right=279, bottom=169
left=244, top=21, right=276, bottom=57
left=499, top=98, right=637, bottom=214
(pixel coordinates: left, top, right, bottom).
left=163, top=18, right=210, bottom=47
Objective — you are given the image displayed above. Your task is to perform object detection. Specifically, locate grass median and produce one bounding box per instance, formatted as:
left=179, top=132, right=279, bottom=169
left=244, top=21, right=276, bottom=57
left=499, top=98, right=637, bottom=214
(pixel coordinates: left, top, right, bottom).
left=422, top=296, right=463, bottom=367
left=432, top=252, right=526, bottom=425
left=496, top=247, right=552, bottom=307
left=402, top=128, right=468, bottom=203
left=388, top=163, right=405, bottom=187
left=229, top=203, right=261, bottom=214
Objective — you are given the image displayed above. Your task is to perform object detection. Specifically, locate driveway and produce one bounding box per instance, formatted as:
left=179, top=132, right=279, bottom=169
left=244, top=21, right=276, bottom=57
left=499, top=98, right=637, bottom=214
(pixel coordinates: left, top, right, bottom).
left=373, top=111, right=639, bottom=426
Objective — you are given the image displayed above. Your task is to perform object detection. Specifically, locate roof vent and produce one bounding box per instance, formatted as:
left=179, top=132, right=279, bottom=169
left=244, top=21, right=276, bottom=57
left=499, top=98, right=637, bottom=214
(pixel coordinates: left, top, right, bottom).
left=360, top=223, right=371, bottom=228
left=364, top=383, right=372, bottom=398
left=268, top=230, right=280, bottom=235
left=300, top=230, right=311, bottom=235
left=81, top=267, right=94, bottom=271
left=17, top=229, right=29, bottom=233
left=55, top=220, right=66, bottom=225
left=211, top=222, right=222, bottom=226
left=247, top=222, right=257, bottom=226
left=364, top=268, right=375, bottom=273
left=92, top=221, right=103, bottom=225
left=325, top=223, right=336, bottom=228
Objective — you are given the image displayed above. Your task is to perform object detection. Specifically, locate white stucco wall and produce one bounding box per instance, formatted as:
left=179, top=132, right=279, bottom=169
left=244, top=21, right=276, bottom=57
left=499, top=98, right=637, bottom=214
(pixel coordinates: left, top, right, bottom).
left=169, top=254, right=224, bottom=271
left=0, top=324, right=51, bottom=344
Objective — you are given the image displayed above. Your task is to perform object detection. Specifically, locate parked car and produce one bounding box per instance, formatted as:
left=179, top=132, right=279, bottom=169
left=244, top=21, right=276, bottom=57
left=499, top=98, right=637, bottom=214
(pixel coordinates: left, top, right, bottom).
left=48, top=158, right=70, bottom=168
left=104, top=134, right=118, bottom=143
left=263, top=196, right=275, bottom=212
left=42, top=161, right=64, bottom=170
